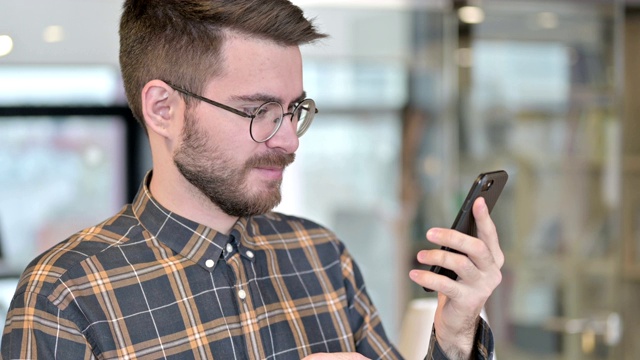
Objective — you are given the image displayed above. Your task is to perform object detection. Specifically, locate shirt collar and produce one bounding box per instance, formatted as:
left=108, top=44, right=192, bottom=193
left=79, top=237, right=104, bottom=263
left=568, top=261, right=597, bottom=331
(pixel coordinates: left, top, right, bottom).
left=131, top=171, right=256, bottom=270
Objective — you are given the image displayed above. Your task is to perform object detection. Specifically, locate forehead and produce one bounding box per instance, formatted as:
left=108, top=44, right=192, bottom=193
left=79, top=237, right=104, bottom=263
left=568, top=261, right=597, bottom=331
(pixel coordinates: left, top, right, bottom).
left=207, top=34, right=304, bottom=101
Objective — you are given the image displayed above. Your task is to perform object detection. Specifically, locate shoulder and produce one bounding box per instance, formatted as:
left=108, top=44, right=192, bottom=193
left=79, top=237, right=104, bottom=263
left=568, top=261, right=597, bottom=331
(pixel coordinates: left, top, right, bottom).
left=244, top=212, right=348, bottom=257
left=261, top=212, right=329, bottom=229
left=13, top=205, right=140, bottom=298
left=248, top=212, right=337, bottom=239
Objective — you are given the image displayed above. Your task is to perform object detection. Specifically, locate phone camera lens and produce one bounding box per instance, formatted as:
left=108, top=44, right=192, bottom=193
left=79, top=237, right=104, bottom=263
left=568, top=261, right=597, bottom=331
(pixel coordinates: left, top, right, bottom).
left=486, top=180, right=494, bottom=190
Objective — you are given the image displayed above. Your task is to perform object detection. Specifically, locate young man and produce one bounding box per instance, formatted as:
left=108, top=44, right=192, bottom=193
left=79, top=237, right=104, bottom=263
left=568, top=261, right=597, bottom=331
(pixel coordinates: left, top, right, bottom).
left=2, top=1, right=503, bottom=359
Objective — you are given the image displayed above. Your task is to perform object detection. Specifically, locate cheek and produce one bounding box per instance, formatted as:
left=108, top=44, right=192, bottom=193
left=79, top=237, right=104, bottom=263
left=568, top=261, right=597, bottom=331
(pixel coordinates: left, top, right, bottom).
left=188, top=108, right=260, bottom=161
left=212, top=131, right=261, bottom=168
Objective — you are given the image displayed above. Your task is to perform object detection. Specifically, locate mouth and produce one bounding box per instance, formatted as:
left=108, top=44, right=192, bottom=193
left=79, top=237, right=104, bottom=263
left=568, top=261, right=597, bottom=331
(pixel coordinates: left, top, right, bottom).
left=254, top=166, right=285, bottom=180
left=246, top=152, right=295, bottom=181
left=248, top=151, right=295, bottom=165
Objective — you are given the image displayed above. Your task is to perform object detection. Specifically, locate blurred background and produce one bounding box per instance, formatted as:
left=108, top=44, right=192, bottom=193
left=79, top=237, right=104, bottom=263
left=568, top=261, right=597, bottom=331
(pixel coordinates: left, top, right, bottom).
left=1, top=0, right=640, bottom=358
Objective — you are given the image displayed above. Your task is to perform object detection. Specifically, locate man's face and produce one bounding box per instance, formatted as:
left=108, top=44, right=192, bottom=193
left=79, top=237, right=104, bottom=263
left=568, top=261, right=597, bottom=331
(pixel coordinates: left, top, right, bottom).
left=173, top=35, right=304, bottom=217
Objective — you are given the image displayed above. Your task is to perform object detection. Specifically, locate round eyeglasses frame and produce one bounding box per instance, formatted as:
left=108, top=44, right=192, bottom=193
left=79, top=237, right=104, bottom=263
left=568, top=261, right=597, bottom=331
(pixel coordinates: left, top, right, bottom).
left=163, top=80, right=318, bottom=143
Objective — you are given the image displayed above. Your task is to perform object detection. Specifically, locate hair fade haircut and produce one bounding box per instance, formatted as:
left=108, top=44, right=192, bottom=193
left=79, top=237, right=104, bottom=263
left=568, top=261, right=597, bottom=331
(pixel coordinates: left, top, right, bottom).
left=119, top=0, right=327, bottom=131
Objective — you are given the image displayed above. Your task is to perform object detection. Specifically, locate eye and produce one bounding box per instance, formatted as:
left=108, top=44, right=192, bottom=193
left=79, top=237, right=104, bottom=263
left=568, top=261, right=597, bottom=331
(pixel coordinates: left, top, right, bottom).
left=242, top=106, right=260, bottom=116
left=255, top=107, right=269, bottom=117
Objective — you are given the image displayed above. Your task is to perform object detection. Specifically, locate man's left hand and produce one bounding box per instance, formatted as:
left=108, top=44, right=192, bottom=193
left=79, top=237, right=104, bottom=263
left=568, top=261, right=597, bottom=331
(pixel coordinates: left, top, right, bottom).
left=409, top=196, right=504, bottom=358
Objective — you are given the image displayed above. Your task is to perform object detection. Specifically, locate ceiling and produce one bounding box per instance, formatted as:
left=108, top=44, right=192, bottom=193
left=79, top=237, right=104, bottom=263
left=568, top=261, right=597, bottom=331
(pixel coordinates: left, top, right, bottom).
left=0, top=0, right=634, bottom=66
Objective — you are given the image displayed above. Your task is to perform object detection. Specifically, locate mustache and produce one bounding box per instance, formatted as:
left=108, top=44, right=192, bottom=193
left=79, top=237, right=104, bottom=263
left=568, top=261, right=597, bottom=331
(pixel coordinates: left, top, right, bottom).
left=245, top=152, right=295, bottom=169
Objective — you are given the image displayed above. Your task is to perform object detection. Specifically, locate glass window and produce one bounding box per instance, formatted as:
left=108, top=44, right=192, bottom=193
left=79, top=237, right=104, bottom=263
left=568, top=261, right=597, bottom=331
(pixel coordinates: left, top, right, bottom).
left=0, top=116, right=128, bottom=273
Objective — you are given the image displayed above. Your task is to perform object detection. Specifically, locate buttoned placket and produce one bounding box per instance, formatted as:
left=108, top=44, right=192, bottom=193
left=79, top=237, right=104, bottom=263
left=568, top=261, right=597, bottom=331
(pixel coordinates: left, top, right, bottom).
left=223, top=237, right=257, bottom=303
left=224, top=233, right=267, bottom=359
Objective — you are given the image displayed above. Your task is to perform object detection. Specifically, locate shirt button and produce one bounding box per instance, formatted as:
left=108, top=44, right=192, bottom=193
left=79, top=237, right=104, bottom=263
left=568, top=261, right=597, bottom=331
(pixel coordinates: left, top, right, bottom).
left=246, top=250, right=254, bottom=259
left=205, top=259, right=215, bottom=268
left=226, top=243, right=233, bottom=253
left=238, top=289, right=247, bottom=300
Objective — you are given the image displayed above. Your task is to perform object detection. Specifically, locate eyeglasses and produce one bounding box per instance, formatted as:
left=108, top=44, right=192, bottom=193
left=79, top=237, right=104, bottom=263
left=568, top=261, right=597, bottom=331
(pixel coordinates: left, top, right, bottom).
left=163, top=80, right=317, bottom=143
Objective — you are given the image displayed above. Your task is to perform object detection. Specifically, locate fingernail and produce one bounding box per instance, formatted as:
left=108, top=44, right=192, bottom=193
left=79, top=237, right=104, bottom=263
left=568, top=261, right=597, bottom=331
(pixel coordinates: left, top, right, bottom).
left=417, top=250, right=426, bottom=262
left=409, top=270, right=419, bottom=280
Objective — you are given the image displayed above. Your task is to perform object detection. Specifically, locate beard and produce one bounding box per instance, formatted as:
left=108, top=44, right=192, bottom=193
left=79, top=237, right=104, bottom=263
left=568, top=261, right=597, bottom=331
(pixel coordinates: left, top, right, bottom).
left=173, top=112, right=295, bottom=217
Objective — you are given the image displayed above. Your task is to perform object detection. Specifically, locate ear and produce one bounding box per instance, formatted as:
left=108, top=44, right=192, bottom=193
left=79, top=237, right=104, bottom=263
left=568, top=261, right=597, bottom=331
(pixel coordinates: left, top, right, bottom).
left=141, top=79, right=182, bottom=139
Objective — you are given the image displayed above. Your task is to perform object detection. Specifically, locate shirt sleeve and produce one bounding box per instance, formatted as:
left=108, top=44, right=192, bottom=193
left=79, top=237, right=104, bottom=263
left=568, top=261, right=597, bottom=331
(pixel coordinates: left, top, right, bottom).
left=425, top=317, right=495, bottom=360
left=2, top=290, right=95, bottom=359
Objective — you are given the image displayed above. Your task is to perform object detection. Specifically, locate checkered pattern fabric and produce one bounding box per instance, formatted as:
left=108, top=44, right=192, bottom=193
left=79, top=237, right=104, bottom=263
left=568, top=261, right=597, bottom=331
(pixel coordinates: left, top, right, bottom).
left=2, top=173, right=492, bottom=359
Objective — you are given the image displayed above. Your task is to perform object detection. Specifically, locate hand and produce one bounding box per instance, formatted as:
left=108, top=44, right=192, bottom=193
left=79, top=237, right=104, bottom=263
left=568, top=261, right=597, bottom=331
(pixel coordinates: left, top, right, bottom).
left=409, top=197, right=504, bottom=358
left=302, top=353, right=371, bottom=360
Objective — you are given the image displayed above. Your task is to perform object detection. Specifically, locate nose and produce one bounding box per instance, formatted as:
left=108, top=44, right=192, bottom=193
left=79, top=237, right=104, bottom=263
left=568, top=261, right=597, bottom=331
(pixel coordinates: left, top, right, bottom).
left=264, top=114, right=299, bottom=153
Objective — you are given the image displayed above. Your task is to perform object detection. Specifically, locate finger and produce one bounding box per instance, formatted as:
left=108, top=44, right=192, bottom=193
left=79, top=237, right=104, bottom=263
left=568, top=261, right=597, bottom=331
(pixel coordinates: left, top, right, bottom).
left=409, top=268, right=462, bottom=299
left=417, top=247, right=483, bottom=286
left=425, top=228, right=484, bottom=262
left=425, top=228, right=495, bottom=274
left=472, top=197, right=504, bottom=268
left=412, top=251, right=499, bottom=308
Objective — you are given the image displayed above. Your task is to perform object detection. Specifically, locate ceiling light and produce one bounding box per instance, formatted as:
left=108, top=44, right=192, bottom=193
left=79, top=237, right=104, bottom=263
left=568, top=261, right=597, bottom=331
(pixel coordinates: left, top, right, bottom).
left=458, top=6, right=485, bottom=24
left=0, top=35, right=14, bottom=57
left=43, top=26, right=64, bottom=43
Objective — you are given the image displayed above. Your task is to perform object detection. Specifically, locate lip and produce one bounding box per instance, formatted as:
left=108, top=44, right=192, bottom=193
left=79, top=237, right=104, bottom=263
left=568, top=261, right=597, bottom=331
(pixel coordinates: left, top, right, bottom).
left=254, top=166, right=284, bottom=180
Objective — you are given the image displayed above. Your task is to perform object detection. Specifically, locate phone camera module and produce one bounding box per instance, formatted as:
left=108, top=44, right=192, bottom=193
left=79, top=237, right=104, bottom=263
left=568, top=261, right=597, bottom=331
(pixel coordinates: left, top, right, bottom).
left=484, top=180, right=494, bottom=190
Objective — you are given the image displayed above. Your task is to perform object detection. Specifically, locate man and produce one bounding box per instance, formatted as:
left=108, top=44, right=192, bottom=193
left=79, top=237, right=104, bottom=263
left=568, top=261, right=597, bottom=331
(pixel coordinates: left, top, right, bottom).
left=2, top=1, right=503, bottom=359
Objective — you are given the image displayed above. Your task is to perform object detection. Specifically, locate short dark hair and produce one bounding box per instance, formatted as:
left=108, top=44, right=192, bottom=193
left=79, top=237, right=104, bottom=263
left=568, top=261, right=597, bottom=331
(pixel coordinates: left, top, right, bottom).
left=119, top=0, right=326, bottom=130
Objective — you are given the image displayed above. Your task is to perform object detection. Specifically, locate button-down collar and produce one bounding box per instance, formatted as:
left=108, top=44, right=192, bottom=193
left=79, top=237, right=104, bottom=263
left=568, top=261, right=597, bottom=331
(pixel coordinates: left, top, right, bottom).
left=132, top=172, right=257, bottom=270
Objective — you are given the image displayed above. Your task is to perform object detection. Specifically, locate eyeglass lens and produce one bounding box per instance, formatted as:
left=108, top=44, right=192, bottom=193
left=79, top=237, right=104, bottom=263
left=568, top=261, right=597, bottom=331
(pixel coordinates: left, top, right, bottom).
left=250, top=99, right=316, bottom=142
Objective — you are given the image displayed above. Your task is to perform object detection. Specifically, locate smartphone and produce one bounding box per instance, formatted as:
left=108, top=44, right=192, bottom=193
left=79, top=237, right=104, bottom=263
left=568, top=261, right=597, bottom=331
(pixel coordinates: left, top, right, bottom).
left=423, top=170, right=508, bottom=292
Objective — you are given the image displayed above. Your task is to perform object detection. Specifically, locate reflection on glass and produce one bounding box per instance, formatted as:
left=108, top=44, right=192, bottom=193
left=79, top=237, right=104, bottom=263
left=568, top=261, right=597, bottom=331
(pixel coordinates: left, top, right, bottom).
left=456, top=1, right=621, bottom=358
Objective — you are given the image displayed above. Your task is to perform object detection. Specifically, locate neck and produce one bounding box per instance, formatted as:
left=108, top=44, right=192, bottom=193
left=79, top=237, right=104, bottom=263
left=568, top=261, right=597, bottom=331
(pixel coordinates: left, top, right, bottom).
left=149, top=164, right=239, bottom=235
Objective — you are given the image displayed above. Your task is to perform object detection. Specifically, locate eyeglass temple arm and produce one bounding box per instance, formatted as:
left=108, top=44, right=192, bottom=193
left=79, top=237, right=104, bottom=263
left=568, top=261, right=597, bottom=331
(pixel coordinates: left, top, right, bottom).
left=163, top=80, right=251, bottom=119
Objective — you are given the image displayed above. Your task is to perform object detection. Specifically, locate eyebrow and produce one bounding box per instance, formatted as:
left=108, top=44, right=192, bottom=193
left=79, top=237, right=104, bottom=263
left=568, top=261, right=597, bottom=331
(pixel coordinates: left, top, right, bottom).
left=230, top=91, right=307, bottom=105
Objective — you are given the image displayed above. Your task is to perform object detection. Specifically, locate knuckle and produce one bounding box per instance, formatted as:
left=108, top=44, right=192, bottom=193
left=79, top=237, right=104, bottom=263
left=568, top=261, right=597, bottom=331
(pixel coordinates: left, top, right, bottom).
left=493, top=269, right=503, bottom=287
left=468, top=239, right=486, bottom=256
left=460, top=257, right=476, bottom=274
left=434, top=249, right=447, bottom=264
left=495, top=250, right=506, bottom=268
left=454, top=234, right=467, bottom=250
left=441, top=280, right=459, bottom=298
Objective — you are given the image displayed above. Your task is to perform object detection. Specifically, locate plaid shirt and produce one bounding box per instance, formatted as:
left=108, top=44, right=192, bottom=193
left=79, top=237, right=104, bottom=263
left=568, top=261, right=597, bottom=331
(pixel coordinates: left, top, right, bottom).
left=2, top=173, right=493, bottom=359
